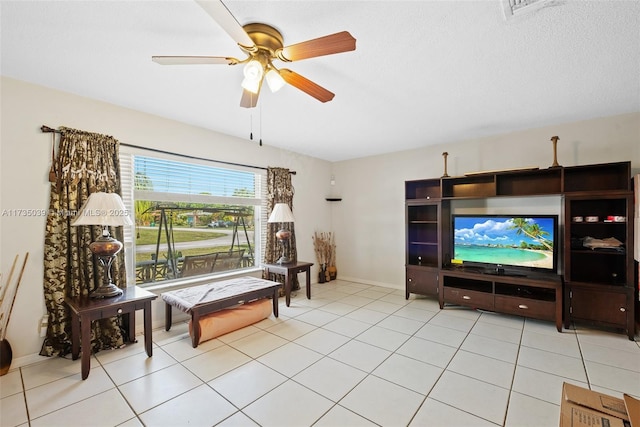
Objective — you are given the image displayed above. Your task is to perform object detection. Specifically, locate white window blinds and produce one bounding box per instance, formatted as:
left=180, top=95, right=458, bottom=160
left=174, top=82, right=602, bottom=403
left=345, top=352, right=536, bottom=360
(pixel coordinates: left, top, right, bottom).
left=134, top=156, right=261, bottom=206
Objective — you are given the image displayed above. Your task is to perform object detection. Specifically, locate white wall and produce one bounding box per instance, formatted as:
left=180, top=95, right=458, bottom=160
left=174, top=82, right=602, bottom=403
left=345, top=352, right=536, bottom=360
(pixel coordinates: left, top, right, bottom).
left=331, top=113, right=639, bottom=287
left=0, top=77, right=332, bottom=365
left=1, top=76, right=638, bottom=365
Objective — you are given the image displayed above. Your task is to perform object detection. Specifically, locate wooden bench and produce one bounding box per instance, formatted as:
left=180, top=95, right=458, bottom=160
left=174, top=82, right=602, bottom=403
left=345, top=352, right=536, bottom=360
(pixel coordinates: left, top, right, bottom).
left=161, top=276, right=281, bottom=347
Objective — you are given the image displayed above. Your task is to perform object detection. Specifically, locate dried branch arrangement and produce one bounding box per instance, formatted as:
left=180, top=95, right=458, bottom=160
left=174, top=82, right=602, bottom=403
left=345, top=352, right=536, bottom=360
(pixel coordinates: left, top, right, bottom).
left=0, top=253, right=29, bottom=341
left=312, top=231, right=336, bottom=267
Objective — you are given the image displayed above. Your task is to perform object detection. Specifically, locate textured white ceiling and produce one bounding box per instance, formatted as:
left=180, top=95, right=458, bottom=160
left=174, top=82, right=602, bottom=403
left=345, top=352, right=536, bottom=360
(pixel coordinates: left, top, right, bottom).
left=1, top=1, right=638, bottom=162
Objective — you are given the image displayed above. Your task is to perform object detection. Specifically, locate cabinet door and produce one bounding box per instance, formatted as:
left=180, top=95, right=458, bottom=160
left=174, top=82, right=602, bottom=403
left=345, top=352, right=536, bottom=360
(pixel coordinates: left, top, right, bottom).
left=406, top=266, right=438, bottom=298
left=568, top=287, right=627, bottom=328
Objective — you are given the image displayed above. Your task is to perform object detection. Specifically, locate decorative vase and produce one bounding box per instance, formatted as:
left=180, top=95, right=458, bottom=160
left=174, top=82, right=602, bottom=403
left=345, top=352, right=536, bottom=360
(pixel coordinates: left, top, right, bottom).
left=328, top=265, right=337, bottom=280
left=318, top=264, right=326, bottom=283
left=0, top=339, right=12, bottom=376
left=549, top=135, right=561, bottom=168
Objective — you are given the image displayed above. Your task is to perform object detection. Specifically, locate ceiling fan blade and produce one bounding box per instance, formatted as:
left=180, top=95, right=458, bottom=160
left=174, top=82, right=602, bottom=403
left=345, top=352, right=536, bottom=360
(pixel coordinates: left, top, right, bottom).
left=152, top=56, right=239, bottom=65
left=280, top=69, right=335, bottom=103
left=277, top=31, right=356, bottom=62
left=195, top=0, right=255, bottom=49
left=240, top=88, right=260, bottom=108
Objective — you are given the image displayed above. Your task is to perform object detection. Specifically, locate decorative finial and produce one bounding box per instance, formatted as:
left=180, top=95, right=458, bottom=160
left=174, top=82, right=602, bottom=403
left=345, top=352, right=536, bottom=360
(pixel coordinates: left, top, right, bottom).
left=442, top=152, right=450, bottom=177
left=549, top=136, right=561, bottom=168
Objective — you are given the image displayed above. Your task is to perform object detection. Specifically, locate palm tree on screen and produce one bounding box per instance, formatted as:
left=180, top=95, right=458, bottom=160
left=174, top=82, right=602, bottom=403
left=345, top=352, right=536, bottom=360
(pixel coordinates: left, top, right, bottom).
left=508, top=218, right=553, bottom=250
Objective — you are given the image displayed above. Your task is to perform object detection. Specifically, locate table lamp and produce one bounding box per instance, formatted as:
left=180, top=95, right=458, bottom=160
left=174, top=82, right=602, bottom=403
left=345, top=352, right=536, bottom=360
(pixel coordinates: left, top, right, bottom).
left=267, top=203, right=295, bottom=264
left=71, top=192, right=133, bottom=298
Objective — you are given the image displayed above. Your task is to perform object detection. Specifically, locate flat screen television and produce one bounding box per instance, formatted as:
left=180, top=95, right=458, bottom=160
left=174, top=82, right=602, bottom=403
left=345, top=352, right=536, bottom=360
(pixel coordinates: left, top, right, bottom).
left=451, top=215, right=558, bottom=274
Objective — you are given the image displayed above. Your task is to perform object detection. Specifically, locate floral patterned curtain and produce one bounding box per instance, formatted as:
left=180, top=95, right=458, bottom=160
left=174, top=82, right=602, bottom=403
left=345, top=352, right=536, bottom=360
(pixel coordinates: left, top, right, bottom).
left=40, top=127, right=126, bottom=357
left=264, top=167, right=299, bottom=291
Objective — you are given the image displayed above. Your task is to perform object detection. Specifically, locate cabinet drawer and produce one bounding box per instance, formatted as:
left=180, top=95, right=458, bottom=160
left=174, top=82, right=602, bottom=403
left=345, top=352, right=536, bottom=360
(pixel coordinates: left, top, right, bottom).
left=443, top=287, right=493, bottom=309
left=406, top=267, right=438, bottom=297
left=100, top=304, right=134, bottom=318
left=495, top=295, right=555, bottom=321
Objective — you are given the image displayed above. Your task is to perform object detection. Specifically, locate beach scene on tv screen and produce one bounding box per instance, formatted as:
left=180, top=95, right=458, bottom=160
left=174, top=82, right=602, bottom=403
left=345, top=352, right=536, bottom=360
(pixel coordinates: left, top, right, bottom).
left=453, top=217, right=555, bottom=269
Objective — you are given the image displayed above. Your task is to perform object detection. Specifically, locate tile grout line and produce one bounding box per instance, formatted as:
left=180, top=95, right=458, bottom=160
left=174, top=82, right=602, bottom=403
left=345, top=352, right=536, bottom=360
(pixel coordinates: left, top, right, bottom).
left=500, top=314, right=526, bottom=427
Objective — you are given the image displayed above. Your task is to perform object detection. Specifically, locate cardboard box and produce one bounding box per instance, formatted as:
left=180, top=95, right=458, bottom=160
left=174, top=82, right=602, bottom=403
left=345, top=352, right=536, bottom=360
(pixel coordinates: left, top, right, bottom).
left=560, top=382, right=639, bottom=427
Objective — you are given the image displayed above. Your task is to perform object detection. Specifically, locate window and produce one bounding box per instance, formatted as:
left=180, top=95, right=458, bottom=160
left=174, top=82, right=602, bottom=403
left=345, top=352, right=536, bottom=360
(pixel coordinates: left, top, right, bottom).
left=120, top=153, right=266, bottom=286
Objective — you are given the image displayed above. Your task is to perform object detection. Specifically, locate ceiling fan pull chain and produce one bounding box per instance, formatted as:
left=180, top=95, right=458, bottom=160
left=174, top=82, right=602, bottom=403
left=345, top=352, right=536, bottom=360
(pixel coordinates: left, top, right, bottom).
left=249, top=114, right=253, bottom=140
left=259, top=103, right=263, bottom=146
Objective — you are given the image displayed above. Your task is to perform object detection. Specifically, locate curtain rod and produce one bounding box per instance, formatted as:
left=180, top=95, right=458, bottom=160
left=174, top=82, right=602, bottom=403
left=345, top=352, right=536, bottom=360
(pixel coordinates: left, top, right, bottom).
left=40, top=125, right=296, bottom=175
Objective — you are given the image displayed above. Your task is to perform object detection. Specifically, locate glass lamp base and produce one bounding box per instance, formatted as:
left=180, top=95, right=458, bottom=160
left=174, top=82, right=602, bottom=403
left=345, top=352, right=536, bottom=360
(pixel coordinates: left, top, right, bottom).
left=276, top=235, right=291, bottom=264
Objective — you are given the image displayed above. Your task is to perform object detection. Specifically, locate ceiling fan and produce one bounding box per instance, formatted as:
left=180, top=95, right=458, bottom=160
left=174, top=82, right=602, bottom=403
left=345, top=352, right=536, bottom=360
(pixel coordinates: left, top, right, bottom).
left=152, top=0, right=357, bottom=108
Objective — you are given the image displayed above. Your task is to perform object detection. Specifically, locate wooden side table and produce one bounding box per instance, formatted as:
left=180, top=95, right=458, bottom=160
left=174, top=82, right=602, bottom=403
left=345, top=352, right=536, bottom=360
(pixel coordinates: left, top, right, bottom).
left=65, top=286, right=157, bottom=380
left=263, top=261, right=314, bottom=307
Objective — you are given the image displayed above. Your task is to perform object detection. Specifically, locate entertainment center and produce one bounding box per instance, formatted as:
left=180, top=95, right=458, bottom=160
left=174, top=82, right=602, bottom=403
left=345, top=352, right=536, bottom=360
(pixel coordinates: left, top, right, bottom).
left=405, top=161, right=636, bottom=339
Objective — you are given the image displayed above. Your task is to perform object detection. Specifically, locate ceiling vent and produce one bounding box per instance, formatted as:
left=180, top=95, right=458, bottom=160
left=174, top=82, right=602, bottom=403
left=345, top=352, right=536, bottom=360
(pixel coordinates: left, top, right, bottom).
left=502, top=0, right=562, bottom=20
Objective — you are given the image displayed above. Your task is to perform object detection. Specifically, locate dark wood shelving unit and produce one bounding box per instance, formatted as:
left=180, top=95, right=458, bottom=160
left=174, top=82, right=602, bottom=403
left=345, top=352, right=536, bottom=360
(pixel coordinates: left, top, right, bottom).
left=405, top=179, right=445, bottom=299
left=405, top=161, right=636, bottom=339
left=563, top=188, right=635, bottom=339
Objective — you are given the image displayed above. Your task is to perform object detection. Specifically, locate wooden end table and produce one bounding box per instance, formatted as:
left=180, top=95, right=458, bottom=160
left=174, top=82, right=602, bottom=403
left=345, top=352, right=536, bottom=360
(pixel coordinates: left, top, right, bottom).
left=263, top=261, right=314, bottom=306
left=65, top=286, right=157, bottom=380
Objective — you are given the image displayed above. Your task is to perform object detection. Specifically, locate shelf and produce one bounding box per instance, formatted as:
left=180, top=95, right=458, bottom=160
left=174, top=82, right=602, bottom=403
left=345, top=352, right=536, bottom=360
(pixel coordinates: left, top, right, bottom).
left=571, top=221, right=627, bottom=225
left=563, top=162, right=631, bottom=192
left=325, top=198, right=342, bottom=202
left=567, top=250, right=628, bottom=284
left=442, top=175, right=495, bottom=198
left=495, top=282, right=556, bottom=302
left=496, top=168, right=561, bottom=196
left=406, top=179, right=441, bottom=200
left=569, top=249, right=626, bottom=255
left=565, top=280, right=628, bottom=288
left=407, top=262, right=439, bottom=268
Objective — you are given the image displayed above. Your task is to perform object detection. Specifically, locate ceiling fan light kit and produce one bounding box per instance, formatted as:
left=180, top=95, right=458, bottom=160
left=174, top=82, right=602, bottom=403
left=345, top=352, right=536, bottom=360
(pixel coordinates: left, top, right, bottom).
left=265, top=69, right=286, bottom=92
left=152, top=0, right=356, bottom=108
left=241, top=75, right=261, bottom=94
left=243, top=59, right=264, bottom=81
left=241, top=58, right=264, bottom=93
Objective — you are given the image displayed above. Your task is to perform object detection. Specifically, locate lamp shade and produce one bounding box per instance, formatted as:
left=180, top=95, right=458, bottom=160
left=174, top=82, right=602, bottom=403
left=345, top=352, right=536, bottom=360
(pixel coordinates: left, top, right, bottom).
left=241, top=59, right=264, bottom=94
left=243, top=59, right=264, bottom=81
left=241, top=77, right=261, bottom=94
left=265, top=69, right=286, bottom=92
left=268, top=203, right=295, bottom=223
left=71, top=192, right=133, bottom=227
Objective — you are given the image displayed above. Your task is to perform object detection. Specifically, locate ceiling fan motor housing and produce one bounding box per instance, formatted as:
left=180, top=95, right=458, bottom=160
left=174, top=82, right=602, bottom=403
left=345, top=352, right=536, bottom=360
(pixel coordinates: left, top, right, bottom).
left=242, top=23, right=284, bottom=54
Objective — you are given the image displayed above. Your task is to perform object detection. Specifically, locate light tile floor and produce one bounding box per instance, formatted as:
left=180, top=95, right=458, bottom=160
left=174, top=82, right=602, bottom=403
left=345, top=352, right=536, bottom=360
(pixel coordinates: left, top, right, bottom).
left=1, top=279, right=639, bottom=427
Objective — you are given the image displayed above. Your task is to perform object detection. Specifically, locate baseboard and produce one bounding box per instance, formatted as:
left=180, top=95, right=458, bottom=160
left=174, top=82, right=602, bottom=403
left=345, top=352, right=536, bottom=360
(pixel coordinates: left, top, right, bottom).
left=333, top=275, right=402, bottom=291
left=10, top=353, right=52, bottom=370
